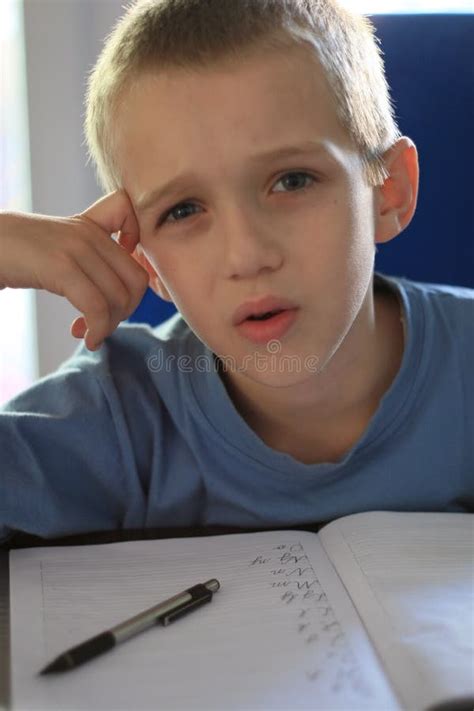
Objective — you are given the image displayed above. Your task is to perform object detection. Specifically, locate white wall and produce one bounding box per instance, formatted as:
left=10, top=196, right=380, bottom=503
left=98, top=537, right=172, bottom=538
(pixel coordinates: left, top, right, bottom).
left=23, top=0, right=123, bottom=377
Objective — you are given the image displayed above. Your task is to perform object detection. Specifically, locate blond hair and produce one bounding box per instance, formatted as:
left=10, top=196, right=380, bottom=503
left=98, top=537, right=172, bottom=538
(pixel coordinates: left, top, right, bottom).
left=84, top=0, right=401, bottom=192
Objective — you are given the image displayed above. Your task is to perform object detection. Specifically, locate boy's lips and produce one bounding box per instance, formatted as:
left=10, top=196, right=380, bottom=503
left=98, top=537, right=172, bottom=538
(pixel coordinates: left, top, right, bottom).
left=235, top=308, right=299, bottom=345
left=232, top=295, right=300, bottom=345
left=232, top=295, right=298, bottom=325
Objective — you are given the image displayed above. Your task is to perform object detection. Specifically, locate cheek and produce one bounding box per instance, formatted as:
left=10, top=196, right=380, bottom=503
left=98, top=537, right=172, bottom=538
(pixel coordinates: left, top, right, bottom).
left=142, top=241, right=185, bottom=289
left=319, top=186, right=375, bottom=272
left=295, top=191, right=374, bottom=322
left=292, top=199, right=354, bottom=280
left=147, top=247, right=211, bottom=322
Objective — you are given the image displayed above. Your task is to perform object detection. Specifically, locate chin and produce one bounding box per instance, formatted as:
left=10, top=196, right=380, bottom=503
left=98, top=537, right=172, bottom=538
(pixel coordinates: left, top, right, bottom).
left=230, top=359, right=323, bottom=389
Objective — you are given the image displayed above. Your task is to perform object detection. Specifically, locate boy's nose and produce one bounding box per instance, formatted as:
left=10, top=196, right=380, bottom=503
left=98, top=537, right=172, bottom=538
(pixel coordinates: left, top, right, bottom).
left=220, top=207, right=284, bottom=280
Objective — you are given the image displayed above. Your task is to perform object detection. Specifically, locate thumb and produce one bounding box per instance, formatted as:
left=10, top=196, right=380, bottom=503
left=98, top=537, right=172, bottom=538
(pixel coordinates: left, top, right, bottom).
left=79, top=189, right=140, bottom=253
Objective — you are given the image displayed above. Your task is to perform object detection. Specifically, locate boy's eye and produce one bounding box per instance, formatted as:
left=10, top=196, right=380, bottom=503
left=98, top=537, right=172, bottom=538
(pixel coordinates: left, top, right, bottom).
left=272, top=171, right=316, bottom=194
left=156, top=171, right=317, bottom=228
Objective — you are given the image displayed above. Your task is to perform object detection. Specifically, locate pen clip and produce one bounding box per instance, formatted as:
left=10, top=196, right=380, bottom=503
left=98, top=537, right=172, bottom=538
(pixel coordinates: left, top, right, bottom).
left=159, top=584, right=213, bottom=627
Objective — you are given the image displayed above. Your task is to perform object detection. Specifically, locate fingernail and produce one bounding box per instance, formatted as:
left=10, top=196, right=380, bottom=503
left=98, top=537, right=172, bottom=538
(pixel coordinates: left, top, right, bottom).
left=86, top=336, right=96, bottom=351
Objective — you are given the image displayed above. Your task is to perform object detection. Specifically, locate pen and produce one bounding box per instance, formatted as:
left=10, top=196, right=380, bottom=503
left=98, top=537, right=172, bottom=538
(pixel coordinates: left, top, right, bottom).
left=39, top=578, right=220, bottom=674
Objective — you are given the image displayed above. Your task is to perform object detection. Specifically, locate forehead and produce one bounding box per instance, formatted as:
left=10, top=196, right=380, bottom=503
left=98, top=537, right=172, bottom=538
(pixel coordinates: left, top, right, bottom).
left=113, top=45, right=357, bottom=200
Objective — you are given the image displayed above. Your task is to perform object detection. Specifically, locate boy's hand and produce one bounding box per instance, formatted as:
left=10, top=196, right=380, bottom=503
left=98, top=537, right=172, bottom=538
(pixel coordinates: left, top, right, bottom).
left=0, top=190, right=150, bottom=351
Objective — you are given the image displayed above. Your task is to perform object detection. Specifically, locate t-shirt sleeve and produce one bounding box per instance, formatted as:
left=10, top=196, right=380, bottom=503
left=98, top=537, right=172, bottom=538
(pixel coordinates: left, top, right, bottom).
left=0, top=347, right=146, bottom=544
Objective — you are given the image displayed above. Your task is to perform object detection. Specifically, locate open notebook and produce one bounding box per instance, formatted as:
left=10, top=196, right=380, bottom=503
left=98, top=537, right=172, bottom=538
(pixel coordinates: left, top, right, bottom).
left=8, top=511, right=474, bottom=711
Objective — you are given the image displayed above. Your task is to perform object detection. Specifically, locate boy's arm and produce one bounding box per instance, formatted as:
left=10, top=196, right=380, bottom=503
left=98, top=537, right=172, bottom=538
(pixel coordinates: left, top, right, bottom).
left=0, top=190, right=150, bottom=351
left=0, top=349, right=148, bottom=544
left=0, top=191, right=152, bottom=543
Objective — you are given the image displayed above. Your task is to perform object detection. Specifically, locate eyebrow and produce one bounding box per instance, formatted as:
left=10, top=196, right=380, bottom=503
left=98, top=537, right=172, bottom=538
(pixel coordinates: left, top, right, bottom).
left=135, top=140, right=332, bottom=213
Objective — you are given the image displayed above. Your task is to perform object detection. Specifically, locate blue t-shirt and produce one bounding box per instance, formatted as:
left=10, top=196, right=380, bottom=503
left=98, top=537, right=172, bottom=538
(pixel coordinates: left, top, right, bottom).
left=1, top=272, right=473, bottom=543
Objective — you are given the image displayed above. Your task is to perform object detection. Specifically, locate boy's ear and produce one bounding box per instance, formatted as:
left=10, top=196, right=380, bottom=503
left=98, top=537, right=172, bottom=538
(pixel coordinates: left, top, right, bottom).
left=131, top=244, right=174, bottom=302
left=374, top=136, right=419, bottom=245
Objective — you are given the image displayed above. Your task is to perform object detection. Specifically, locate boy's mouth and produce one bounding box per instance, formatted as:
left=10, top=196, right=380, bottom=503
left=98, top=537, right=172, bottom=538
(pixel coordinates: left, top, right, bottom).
left=246, top=309, right=284, bottom=321
left=235, top=307, right=299, bottom=345
left=232, top=296, right=298, bottom=326
left=232, top=295, right=300, bottom=345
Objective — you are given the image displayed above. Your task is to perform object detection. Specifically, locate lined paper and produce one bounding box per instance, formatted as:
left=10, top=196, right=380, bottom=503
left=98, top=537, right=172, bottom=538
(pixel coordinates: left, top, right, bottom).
left=319, top=512, right=474, bottom=711
left=10, top=530, right=399, bottom=710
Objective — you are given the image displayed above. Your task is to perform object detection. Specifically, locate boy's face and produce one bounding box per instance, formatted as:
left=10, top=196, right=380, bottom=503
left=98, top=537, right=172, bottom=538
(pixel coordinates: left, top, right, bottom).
left=114, top=44, right=381, bottom=388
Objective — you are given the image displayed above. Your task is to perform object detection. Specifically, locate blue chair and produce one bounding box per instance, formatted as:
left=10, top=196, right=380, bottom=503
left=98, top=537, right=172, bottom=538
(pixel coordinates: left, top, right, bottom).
left=129, top=13, right=474, bottom=326
left=372, top=13, right=473, bottom=289
left=129, top=288, right=176, bottom=326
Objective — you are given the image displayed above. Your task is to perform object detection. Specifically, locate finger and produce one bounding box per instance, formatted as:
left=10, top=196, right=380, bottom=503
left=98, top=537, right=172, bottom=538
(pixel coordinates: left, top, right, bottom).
left=55, top=245, right=140, bottom=349
left=70, top=316, right=86, bottom=339
left=81, top=189, right=140, bottom=253
left=71, top=318, right=102, bottom=352
left=67, top=238, right=148, bottom=346
left=71, top=252, right=148, bottom=340
left=75, top=189, right=148, bottom=310
left=57, top=267, right=115, bottom=351
left=116, top=230, right=135, bottom=253
left=70, top=250, right=138, bottom=341
left=91, top=237, right=150, bottom=316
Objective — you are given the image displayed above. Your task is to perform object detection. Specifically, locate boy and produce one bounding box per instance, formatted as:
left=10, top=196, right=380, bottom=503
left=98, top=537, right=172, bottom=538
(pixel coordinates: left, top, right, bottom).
left=0, top=0, right=472, bottom=545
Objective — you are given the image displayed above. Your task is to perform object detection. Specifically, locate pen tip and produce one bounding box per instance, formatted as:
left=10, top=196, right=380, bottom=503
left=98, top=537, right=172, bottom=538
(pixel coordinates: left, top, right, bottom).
left=40, top=656, right=72, bottom=674
left=204, top=578, right=220, bottom=593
